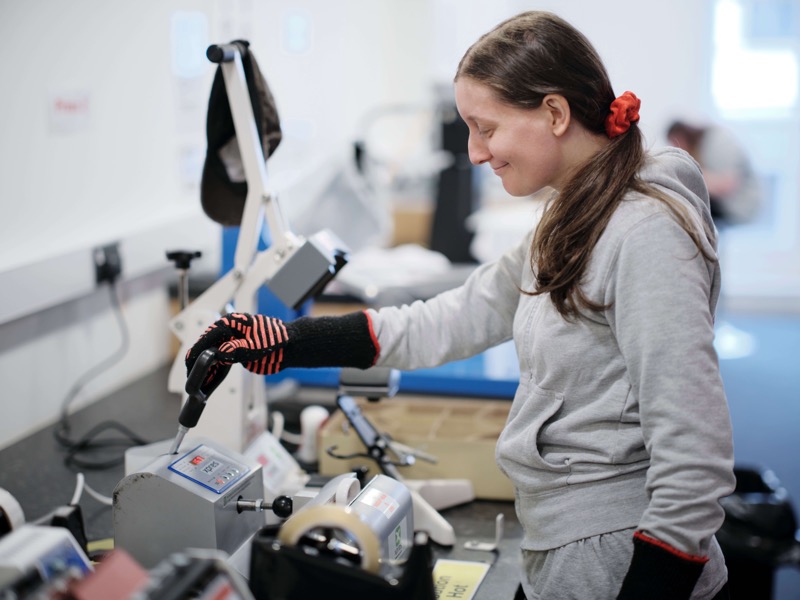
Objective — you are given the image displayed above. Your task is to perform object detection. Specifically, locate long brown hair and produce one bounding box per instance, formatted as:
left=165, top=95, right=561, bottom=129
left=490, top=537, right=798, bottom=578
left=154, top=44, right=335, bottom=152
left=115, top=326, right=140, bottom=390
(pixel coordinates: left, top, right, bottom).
left=456, top=12, right=714, bottom=319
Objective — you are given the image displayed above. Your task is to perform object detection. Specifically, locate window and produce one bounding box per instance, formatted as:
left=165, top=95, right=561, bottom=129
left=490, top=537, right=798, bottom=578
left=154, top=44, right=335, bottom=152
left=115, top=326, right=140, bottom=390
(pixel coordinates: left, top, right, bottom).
left=711, top=0, right=800, bottom=305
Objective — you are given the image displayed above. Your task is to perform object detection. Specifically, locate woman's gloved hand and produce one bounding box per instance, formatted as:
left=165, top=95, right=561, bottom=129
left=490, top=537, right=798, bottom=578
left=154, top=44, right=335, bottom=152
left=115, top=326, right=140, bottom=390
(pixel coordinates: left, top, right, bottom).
left=616, top=532, right=707, bottom=600
left=185, top=312, right=289, bottom=379
left=185, top=309, right=379, bottom=391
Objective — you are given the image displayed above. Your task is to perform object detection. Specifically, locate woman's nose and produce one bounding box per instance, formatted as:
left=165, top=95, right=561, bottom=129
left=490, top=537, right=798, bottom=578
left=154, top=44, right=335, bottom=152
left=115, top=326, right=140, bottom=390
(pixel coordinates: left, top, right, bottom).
left=468, top=136, right=490, bottom=165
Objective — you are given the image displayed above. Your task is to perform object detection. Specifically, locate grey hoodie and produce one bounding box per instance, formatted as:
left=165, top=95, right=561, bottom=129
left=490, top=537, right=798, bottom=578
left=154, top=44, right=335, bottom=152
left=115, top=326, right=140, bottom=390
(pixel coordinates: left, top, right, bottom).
left=368, top=148, right=735, bottom=561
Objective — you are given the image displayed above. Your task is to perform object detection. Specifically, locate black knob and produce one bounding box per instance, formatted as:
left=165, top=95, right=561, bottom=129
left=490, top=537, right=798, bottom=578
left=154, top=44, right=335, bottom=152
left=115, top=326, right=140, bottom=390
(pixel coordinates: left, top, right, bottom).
left=272, top=495, right=293, bottom=518
left=166, top=250, right=202, bottom=270
left=352, top=466, right=370, bottom=487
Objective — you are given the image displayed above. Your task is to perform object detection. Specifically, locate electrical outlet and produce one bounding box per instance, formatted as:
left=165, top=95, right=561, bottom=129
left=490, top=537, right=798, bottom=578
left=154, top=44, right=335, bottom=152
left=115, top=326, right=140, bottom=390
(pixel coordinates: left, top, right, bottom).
left=93, top=242, right=122, bottom=285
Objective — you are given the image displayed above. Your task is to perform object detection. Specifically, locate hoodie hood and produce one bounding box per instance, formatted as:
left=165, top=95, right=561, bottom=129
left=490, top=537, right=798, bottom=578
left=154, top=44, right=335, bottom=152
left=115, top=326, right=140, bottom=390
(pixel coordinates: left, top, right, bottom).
left=640, top=147, right=717, bottom=251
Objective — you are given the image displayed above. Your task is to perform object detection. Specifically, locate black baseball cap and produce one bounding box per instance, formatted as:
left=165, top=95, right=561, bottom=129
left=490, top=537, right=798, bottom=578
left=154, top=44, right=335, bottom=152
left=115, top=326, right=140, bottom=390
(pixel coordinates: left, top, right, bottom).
left=200, top=40, right=282, bottom=226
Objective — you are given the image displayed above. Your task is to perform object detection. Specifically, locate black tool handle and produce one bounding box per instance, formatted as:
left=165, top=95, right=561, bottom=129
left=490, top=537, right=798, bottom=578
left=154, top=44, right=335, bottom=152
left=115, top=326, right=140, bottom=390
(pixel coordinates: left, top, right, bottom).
left=178, top=396, right=205, bottom=429
left=179, top=349, right=220, bottom=428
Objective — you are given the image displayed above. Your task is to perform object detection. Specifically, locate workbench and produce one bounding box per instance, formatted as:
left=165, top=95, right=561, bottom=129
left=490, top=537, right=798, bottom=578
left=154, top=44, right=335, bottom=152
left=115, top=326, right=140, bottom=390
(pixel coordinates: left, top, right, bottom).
left=0, top=364, right=524, bottom=599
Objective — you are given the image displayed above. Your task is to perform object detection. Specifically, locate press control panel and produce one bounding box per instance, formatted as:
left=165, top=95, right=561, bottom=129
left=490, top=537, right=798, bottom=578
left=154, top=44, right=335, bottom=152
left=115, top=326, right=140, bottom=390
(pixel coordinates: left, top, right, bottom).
left=168, top=444, right=250, bottom=494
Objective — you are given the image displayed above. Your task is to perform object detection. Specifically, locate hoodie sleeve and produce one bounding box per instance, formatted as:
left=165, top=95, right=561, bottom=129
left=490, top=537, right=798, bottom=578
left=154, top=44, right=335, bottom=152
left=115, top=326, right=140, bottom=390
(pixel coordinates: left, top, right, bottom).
left=605, top=207, right=735, bottom=561
left=367, top=231, right=531, bottom=370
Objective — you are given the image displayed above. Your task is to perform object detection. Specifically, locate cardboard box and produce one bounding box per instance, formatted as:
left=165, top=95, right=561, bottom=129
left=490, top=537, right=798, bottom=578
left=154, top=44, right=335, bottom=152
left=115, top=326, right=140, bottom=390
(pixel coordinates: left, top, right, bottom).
left=392, top=204, right=433, bottom=247
left=318, top=395, right=515, bottom=500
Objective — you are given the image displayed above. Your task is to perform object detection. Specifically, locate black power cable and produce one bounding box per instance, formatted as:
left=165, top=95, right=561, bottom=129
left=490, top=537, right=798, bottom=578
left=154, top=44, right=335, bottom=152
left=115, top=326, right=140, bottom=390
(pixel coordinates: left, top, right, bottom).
left=53, top=281, right=150, bottom=469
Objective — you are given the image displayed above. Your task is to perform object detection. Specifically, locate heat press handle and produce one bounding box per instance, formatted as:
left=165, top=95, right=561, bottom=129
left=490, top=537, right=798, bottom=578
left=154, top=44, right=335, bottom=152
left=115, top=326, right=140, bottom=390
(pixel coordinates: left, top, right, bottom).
left=206, top=43, right=242, bottom=64
left=179, top=348, right=220, bottom=428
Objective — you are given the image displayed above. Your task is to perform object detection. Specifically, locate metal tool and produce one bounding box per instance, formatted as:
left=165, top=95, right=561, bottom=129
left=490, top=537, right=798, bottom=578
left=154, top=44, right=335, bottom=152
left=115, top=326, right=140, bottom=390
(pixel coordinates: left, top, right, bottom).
left=339, top=366, right=400, bottom=402
left=464, top=513, right=504, bottom=552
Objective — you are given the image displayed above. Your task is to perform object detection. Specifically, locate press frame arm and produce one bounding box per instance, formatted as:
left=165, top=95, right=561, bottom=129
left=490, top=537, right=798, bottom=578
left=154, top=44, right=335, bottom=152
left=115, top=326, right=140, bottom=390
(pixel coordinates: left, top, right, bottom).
left=168, top=45, right=300, bottom=396
left=214, top=43, right=296, bottom=257
left=166, top=42, right=349, bottom=455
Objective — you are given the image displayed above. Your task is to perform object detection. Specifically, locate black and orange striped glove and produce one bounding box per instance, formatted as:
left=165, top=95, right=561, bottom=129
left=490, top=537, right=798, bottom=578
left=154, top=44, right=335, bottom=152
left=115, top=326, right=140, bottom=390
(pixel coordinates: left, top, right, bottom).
left=185, top=313, right=288, bottom=377
left=185, top=310, right=379, bottom=385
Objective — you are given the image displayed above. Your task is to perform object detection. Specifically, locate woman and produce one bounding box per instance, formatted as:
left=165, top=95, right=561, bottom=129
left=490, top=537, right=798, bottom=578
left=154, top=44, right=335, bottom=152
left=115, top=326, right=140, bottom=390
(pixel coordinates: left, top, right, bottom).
left=187, top=12, right=734, bottom=600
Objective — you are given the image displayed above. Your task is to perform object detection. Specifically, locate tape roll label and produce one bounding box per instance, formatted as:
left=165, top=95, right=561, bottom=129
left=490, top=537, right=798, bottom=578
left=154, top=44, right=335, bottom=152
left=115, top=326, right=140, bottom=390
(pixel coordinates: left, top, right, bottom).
left=357, top=488, right=399, bottom=520
left=391, top=523, right=409, bottom=560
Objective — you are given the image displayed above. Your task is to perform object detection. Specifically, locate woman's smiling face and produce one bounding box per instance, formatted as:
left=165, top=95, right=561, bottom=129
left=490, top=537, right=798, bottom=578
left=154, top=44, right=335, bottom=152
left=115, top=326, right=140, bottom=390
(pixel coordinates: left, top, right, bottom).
left=454, top=77, right=565, bottom=197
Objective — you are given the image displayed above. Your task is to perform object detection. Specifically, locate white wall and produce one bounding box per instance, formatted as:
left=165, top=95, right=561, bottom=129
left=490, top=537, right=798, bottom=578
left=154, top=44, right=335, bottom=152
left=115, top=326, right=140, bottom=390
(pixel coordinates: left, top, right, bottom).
left=427, top=0, right=713, bottom=146
left=0, top=275, right=174, bottom=449
left=0, top=0, right=220, bottom=448
left=0, top=1, right=221, bottom=277
left=228, top=0, right=436, bottom=182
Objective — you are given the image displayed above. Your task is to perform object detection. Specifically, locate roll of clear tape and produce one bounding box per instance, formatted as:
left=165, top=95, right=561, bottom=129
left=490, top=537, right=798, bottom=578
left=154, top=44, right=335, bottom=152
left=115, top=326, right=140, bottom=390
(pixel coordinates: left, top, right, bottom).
left=0, top=487, right=25, bottom=532
left=277, top=505, right=381, bottom=574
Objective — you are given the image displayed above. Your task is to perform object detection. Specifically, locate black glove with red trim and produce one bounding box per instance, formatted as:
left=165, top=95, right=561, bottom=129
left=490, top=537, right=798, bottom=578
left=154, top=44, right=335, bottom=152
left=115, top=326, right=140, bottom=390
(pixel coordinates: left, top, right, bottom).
left=185, top=311, right=378, bottom=385
left=616, top=531, right=707, bottom=600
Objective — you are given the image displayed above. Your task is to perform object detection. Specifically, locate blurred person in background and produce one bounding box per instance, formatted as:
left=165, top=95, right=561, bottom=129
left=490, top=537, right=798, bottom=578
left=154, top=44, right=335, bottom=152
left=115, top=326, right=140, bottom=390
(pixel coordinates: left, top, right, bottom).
left=667, top=120, right=762, bottom=228
left=668, top=119, right=763, bottom=359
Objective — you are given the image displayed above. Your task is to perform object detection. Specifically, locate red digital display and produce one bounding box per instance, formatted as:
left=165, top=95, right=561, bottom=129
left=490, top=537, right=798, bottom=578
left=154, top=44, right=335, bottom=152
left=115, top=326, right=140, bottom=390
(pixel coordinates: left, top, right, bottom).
left=190, top=455, right=205, bottom=465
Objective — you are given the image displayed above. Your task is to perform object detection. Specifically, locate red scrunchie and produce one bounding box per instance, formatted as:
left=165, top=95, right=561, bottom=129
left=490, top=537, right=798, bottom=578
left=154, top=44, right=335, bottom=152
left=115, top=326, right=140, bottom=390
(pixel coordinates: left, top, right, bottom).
left=605, top=91, right=641, bottom=138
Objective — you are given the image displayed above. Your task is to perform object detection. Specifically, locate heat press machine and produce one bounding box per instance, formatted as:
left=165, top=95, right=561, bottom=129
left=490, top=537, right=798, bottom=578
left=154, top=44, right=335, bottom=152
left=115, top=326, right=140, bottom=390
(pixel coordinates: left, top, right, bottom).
left=115, top=349, right=294, bottom=575
left=113, top=435, right=289, bottom=576
left=166, top=40, right=349, bottom=463
left=113, top=442, right=421, bottom=590
left=115, top=349, right=420, bottom=585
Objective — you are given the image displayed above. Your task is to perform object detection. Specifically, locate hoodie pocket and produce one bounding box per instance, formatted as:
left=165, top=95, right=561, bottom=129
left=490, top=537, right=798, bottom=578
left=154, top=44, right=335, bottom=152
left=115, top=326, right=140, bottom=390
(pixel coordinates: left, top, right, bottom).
left=497, top=380, right=571, bottom=478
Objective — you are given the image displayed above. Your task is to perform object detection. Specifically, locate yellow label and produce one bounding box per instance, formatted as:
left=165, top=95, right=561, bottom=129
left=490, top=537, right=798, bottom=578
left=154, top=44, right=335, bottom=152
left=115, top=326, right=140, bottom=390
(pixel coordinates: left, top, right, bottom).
left=432, top=559, right=491, bottom=600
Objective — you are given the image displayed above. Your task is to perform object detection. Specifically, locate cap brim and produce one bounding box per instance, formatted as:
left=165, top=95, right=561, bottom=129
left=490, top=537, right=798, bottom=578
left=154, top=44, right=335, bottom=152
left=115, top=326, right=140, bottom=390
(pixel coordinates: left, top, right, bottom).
left=200, top=154, right=247, bottom=227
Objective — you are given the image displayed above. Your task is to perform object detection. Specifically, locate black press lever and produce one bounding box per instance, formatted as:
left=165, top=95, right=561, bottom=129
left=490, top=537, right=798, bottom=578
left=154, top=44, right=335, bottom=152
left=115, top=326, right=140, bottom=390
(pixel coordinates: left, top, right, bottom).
left=169, top=348, right=225, bottom=454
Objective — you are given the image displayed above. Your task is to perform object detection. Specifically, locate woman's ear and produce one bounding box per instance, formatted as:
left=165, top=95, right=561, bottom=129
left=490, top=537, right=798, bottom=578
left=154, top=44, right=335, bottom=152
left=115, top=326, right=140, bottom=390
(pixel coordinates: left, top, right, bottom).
left=542, top=94, right=570, bottom=137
